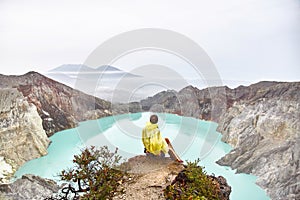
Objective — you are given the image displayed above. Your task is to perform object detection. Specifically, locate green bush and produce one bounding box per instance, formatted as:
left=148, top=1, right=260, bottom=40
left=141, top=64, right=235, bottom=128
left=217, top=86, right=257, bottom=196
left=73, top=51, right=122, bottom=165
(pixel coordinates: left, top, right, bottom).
left=46, top=146, right=126, bottom=200
left=164, top=159, right=220, bottom=200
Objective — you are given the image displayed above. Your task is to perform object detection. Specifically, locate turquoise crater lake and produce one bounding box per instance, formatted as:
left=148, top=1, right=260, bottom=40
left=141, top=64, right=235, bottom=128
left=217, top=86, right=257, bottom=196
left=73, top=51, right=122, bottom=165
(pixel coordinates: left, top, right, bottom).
left=15, top=112, right=269, bottom=200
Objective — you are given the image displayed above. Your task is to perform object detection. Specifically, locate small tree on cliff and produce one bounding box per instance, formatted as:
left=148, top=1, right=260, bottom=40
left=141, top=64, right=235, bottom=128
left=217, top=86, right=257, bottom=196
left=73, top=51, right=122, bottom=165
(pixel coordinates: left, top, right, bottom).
left=45, top=146, right=126, bottom=200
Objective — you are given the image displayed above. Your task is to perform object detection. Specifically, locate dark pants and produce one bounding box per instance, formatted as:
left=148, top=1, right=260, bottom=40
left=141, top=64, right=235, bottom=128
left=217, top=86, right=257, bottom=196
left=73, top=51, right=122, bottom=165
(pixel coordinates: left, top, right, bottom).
left=144, top=148, right=165, bottom=157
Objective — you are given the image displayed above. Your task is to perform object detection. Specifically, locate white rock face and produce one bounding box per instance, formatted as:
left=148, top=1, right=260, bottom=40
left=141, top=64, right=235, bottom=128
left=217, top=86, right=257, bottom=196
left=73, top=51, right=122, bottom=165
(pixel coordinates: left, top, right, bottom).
left=0, top=156, right=13, bottom=182
left=217, top=98, right=300, bottom=200
left=0, top=88, right=50, bottom=183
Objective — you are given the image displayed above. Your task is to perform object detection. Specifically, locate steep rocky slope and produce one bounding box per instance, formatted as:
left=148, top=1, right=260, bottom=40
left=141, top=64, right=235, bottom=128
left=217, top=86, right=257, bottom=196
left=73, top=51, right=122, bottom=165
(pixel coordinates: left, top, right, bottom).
left=139, top=81, right=300, bottom=199
left=0, top=88, right=50, bottom=183
left=216, top=82, right=300, bottom=200
left=0, top=72, right=111, bottom=136
left=0, top=72, right=112, bottom=183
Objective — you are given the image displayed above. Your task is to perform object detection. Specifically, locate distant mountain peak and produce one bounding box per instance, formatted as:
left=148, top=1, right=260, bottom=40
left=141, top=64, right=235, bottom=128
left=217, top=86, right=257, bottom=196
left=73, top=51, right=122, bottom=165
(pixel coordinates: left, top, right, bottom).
left=96, top=65, right=121, bottom=72
left=48, top=64, right=125, bottom=73
left=49, top=64, right=94, bottom=72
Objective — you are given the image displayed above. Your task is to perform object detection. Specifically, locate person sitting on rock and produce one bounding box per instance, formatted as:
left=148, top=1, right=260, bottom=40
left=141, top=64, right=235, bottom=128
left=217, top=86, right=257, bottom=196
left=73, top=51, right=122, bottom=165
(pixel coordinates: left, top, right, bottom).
left=142, top=114, right=183, bottom=163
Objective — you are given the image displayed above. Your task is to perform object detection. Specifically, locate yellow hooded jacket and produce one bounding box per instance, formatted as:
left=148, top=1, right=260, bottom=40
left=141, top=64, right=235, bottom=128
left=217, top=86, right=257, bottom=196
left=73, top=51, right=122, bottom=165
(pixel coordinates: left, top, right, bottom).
left=142, top=122, right=168, bottom=155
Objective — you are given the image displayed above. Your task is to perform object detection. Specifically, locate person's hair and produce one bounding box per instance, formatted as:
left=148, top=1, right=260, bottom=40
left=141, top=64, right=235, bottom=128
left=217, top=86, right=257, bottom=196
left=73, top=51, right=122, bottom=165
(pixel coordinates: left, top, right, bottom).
left=150, top=114, right=158, bottom=124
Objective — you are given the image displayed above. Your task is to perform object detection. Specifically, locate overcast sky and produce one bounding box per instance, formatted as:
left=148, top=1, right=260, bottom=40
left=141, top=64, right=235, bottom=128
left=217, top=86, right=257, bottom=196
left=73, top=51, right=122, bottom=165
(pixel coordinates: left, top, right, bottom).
left=1, top=0, right=299, bottom=86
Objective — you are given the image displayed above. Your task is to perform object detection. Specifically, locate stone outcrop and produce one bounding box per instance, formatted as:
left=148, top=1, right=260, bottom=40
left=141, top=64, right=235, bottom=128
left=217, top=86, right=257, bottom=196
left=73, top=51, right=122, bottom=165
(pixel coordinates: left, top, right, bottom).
left=137, top=81, right=300, bottom=199
left=113, top=155, right=184, bottom=200
left=113, top=155, right=230, bottom=200
left=0, top=72, right=112, bottom=136
left=0, top=88, right=50, bottom=183
left=0, top=174, right=59, bottom=200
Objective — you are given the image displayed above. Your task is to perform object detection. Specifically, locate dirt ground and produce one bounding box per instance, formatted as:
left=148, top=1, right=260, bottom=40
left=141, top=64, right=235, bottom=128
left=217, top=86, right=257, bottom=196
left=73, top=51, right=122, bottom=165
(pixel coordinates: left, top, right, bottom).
left=113, top=155, right=184, bottom=200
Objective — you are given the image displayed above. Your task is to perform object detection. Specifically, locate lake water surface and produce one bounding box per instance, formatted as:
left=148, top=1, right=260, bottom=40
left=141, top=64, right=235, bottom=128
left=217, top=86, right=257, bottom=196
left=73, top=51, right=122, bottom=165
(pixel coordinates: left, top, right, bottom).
left=15, top=112, right=269, bottom=200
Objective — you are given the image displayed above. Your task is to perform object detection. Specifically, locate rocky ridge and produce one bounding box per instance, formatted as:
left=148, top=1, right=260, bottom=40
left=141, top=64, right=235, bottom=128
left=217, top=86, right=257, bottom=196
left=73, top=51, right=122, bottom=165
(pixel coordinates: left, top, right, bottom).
left=138, top=81, right=300, bottom=199
left=0, top=72, right=112, bottom=137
